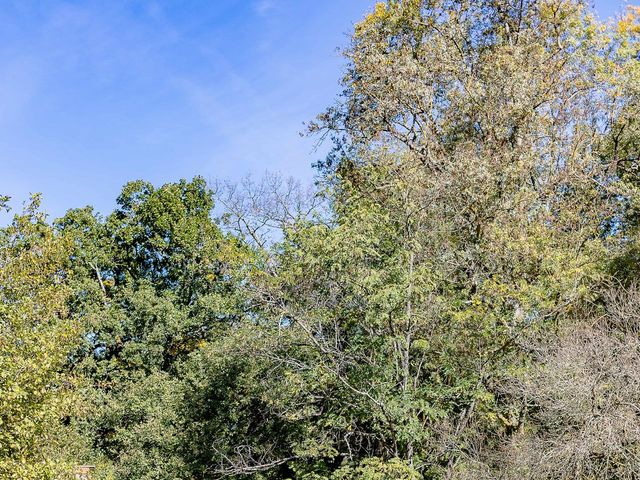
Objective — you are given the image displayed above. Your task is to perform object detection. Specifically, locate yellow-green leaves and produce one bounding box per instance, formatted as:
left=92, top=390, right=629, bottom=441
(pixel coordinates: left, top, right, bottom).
left=618, top=6, right=640, bottom=36
left=0, top=197, right=77, bottom=479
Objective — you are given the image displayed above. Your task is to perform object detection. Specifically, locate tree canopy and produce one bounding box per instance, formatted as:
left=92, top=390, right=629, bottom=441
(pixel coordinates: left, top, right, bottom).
left=2, top=1, right=640, bottom=479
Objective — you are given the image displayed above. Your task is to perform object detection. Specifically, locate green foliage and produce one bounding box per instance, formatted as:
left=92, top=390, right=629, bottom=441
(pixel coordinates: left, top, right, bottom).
left=54, top=177, right=251, bottom=479
left=4, top=1, right=640, bottom=479
left=0, top=196, right=78, bottom=479
left=332, top=458, right=421, bottom=480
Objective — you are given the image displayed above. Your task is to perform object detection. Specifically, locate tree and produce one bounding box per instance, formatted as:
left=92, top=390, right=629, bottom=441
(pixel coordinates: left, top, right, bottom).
left=495, top=286, right=640, bottom=480
left=55, top=177, right=250, bottom=479
left=0, top=196, right=78, bottom=479
left=217, top=0, right=629, bottom=476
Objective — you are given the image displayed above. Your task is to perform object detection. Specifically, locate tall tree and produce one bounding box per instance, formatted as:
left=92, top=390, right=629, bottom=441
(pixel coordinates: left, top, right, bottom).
left=215, top=0, right=630, bottom=477
left=0, top=196, right=78, bottom=479
left=56, top=177, right=250, bottom=479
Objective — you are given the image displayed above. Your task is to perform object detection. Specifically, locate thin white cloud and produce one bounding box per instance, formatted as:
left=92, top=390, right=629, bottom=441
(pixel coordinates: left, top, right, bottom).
left=0, top=57, right=41, bottom=125
left=254, top=0, right=275, bottom=16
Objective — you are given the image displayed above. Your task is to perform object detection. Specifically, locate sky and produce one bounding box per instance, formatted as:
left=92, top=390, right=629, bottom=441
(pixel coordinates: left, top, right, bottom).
left=0, top=0, right=630, bottom=220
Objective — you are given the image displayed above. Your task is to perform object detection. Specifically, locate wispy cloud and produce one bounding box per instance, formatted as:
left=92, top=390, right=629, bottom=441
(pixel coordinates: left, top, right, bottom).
left=0, top=0, right=373, bottom=220
left=0, top=57, right=41, bottom=126
left=254, top=0, right=276, bottom=16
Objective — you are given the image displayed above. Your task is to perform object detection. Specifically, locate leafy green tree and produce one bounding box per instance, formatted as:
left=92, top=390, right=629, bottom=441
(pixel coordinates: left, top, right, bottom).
left=206, top=0, right=631, bottom=477
left=56, top=177, right=250, bottom=479
left=0, top=196, right=78, bottom=479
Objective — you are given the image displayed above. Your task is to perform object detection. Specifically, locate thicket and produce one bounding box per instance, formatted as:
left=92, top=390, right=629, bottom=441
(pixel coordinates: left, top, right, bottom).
left=2, top=1, right=640, bottom=478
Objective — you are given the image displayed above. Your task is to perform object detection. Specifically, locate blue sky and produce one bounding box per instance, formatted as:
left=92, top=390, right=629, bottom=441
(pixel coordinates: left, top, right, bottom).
left=0, top=0, right=630, bottom=220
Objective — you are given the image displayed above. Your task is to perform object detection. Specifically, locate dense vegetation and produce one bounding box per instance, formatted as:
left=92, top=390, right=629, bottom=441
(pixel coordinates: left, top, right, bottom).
left=2, top=0, right=640, bottom=478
